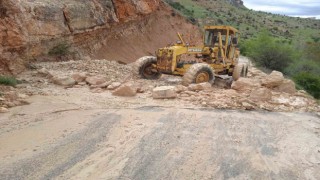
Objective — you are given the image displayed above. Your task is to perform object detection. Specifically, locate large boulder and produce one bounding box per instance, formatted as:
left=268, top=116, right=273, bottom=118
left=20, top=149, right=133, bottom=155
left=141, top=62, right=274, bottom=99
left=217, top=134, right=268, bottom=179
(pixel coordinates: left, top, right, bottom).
left=112, top=84, right=137, bottom=97
left=231, top=78, right=260, bottom=92
left=262, top=71, right=284, bottom=88
left=52, top=76, right=76, bottom=86
left=249, top=88, right=272, bottom=102
left=188, top=82, right=212, bottom=91
left=85, top=76, right=107, bottom=85
left=153, top=86, right=177, bottom=99
left=275, top=79, right=296, bottom=94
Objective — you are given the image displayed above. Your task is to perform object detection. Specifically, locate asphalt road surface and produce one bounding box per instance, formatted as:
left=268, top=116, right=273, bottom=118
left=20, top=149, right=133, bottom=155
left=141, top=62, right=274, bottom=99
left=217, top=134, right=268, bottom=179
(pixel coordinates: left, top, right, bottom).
left=0, top=107, right=319, bottom=180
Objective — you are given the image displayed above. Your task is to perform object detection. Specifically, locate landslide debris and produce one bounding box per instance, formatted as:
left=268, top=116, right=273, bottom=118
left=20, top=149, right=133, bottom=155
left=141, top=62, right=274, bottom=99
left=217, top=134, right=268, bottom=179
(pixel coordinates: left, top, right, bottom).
left=0, top=59, right=319, bottom=113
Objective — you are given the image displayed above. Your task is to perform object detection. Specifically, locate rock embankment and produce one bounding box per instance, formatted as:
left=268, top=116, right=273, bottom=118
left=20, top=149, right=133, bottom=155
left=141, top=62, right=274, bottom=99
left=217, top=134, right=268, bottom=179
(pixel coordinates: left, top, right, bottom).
left=0, top=0, right=200, bottom=74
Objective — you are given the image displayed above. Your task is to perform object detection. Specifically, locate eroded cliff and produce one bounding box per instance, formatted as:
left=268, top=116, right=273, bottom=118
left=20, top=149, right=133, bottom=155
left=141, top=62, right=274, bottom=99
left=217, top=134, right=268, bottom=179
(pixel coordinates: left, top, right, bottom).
left=0, top=0, right=200, bottom=74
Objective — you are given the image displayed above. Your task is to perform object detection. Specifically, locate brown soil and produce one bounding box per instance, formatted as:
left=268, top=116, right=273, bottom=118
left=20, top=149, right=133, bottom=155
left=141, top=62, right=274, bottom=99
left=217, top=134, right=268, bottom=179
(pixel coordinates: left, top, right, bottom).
left=93, top=9, right=202, bottom=63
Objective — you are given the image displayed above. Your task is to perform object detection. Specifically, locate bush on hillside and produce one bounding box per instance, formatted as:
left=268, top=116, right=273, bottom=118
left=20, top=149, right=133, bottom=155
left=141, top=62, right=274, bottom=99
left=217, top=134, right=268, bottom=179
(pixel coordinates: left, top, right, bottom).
left=48, top=43, right=70, bottom=56
left=293, top=72, right=320, bottom=99
left=0, top=76, right=18, bottom=87
left=242, top=31, right=295, bottom=72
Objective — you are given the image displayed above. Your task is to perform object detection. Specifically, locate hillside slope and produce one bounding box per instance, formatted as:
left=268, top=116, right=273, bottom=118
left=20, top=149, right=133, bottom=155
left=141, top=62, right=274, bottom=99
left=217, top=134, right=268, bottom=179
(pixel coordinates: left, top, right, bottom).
left=166, top=0, right=320, bottom=41
left=0, top=0, right=201, bottom=74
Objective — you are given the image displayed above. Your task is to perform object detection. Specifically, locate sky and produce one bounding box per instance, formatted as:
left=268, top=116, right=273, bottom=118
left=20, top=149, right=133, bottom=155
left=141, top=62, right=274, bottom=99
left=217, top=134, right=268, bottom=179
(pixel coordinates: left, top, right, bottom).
left=243, top=0, right=320, bottom=19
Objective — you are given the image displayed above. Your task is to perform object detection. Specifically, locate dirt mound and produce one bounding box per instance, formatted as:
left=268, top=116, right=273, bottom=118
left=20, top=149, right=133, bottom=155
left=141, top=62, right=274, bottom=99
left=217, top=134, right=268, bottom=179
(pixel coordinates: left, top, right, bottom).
left=93, top=9, right=202, bottom=63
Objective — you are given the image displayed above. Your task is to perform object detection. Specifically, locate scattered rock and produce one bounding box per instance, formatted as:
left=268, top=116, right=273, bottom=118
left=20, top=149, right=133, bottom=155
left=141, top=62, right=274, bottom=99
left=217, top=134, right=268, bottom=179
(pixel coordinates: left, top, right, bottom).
left=107, top=82, right=122, bottom=90
left=85, top=76, right=107, bottom=85
left=52, top=76, right=76, bottom=87
left=0, top=107, right=9, bottom=113
left=112, top=84, right=137, bottom=97
left=5, top=102, right=15, bottom=108
left=249, top=67, right=267, bottom=78
left=175, top=85, right=188, bottom=93
left=153, top=86, right=177, bottom=99
left=188, top=82, right=212, bottom=91
left=166, top=77, right=182, bottom=84
left=262, top=71, right=284, bottom=88
left=249, top=88, right=272, bottom=102
left=4, top=91, right=18, bottom=101
left=231, top=78, right=260, bottom=92
left=72, top=73, right=87, bottom=83
left=18, top=93, right=29, bottom=99
left=241, top=102, right=255, bottom=110
left=275, top=79, right=296, bottom=94
left=37, top=68, right=53, bottom=78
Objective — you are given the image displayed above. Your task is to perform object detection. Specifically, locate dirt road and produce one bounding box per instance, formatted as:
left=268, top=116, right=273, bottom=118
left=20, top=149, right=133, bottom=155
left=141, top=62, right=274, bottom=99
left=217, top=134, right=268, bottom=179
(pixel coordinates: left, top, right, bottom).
left=0, top=95, right=319, bottom=180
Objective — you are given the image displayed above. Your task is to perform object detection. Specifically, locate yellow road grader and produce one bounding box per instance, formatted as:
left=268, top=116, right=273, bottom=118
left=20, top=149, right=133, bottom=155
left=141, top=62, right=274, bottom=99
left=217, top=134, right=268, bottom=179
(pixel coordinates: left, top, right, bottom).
left=133, top=25, right=248, bottom=85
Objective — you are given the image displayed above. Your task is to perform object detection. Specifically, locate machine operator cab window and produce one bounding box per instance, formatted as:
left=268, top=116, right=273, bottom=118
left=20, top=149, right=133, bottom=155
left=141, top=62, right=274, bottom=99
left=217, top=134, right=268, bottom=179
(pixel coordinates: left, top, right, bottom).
left=204, top=29, right=228, bottom=47
left=204, top=28, right=238, bottom=48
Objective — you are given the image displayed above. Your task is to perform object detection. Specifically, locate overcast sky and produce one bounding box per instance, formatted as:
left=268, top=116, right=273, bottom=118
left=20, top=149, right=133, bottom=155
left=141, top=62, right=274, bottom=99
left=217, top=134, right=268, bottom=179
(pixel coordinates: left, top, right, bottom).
left=244, top=0, right=320, bottom=19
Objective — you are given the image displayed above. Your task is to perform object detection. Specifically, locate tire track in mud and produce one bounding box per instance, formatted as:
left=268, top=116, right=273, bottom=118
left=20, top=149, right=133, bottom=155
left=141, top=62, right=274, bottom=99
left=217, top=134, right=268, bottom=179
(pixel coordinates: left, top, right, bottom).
left=0, top=113, right=121, bottom=180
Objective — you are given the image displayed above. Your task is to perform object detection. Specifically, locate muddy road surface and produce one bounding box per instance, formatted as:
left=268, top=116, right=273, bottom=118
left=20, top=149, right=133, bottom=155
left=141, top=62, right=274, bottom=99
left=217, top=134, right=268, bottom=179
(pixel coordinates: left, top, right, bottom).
left=0, top=98, right=319, bottom=180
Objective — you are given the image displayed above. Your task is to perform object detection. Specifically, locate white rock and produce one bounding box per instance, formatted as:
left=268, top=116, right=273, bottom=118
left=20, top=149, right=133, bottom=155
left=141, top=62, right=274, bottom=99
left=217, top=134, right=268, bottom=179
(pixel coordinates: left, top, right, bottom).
left=37, top=68, right=53, bottom=78
left=72, top=73, right=87, bottom=83
left=153, top=86, right=177, bottom=99
left=188, top=82, right=212, bottom=91
left=249, top=88, right=272, bottom=102
left=231, top=78, right=260, bottom=92
left=275, top=79, right=296, bottom=94
left=52, top=76, right=76, bottom=87
left=112, top=84, right=137, bottom=97
left=85, top=76, right=107, bottom=85
left=18, top=93, right=29, bottom=99
left=174, top=85, right=188, bottom=93
left=107, top=82, right=122, bottom=90
left=262, top=71, right=284, bottom=88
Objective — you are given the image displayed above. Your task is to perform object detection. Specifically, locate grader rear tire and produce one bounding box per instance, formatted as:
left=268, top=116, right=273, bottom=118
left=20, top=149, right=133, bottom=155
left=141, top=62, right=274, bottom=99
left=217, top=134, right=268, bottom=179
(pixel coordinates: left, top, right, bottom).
left=182, top=63, right=215, bottom=86
left=232, top=64, right=244, bottom=81
left=133, top=56, right=161, bottom=79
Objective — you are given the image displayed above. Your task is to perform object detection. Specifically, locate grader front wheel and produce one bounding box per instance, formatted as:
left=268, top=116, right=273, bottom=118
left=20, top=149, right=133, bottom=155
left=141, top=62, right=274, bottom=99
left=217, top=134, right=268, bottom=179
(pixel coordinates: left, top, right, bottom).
left=182, top=63, right=215, bottom=86
left=133, top=56, right=161, bottom=79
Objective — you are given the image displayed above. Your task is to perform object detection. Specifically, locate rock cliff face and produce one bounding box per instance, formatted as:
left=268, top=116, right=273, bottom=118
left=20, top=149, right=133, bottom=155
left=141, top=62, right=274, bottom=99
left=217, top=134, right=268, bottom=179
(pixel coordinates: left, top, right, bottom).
left=228, top=0, right=244, bottom=7
left=0, top=0, right=200, bottom=74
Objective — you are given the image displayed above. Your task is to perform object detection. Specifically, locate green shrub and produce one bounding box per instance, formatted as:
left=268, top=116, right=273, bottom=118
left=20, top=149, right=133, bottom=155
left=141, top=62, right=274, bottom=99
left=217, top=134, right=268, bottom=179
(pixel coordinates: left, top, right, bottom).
left=0, top=76, right=18, bottom=87
left=243, top=31, right=295, bottom=72
left=48, top=43, right=70, bottom=56
left=293, top=72, right=320, bottom=99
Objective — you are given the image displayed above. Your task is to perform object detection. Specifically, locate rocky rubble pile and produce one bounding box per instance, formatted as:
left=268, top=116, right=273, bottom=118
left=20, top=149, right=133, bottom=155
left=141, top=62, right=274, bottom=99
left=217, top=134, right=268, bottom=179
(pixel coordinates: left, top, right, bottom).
left=0, top=86, right=30, bottom=113
left=1, top=59, right=319, bottom=113
left=166, top=69, right=319, bottom=112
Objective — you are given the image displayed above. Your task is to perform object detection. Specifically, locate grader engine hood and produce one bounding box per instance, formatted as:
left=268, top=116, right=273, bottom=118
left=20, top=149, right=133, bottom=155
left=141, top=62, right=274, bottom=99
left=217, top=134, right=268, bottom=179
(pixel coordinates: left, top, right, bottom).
left=156, top=48, right=175, bottom=73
